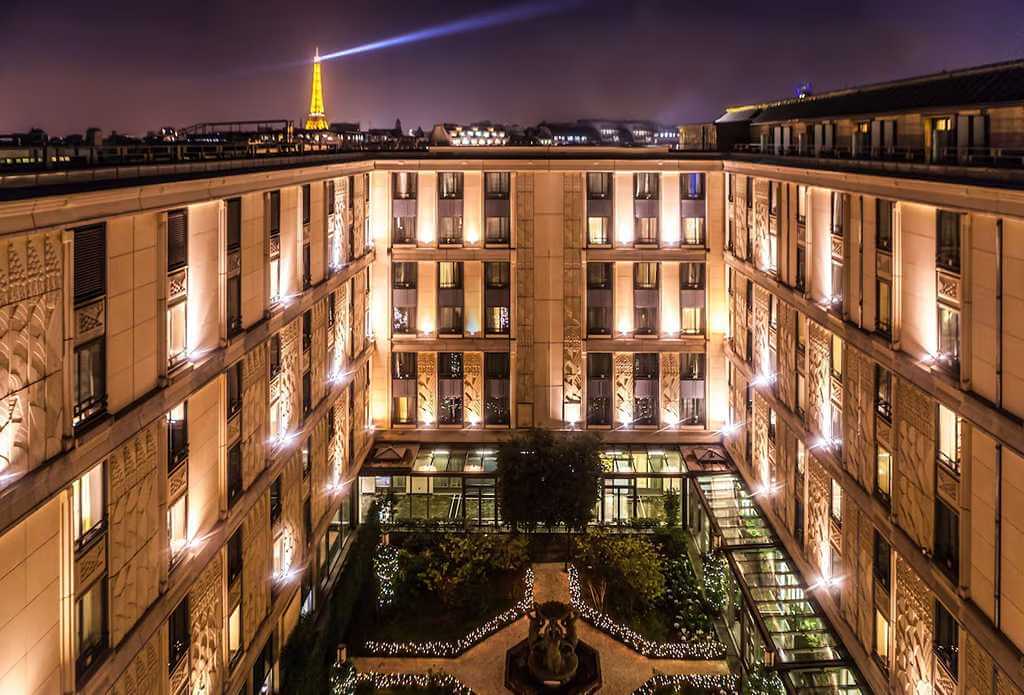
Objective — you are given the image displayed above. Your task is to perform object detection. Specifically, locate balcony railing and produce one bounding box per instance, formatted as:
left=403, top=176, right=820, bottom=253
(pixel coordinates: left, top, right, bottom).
left=734, top=142, right=1024, bottom=170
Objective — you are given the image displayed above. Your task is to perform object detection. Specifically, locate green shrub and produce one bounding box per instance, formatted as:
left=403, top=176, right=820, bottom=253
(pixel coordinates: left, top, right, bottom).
left=662, top=489, right=681, bottom=528
left=574, top=531, right=665, bottom=617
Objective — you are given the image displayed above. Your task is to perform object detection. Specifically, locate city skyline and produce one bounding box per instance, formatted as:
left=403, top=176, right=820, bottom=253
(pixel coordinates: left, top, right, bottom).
left=3, top=0, right=1023, bottom=135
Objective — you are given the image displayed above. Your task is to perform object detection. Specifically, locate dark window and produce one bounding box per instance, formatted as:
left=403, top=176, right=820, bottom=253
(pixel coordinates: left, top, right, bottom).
left=327, top=180, right=335, bottom=215
left=227, top=361, right=243, bottom=419
left=484, top=262, right=511, bottom=335
left=302, top=370, right=312, bottom=417
left=934, top=601, right=959, bottom=679
left=270, top=477, right=282, bottom=523
left=75, top=577, right=108, bottom=678
left=227, top=275, right=242, bottom=337
left=874, top=532, right=891, bottom=592
left=586, top=353, right=612, bottom=426
left=745, top=176, right=752, bottom=209
left=934, top=498, right=959, bottom=584
left=302, top=437, right=311, bottom=478
left=167, top=209, right=188, bottom=271
left=633, top=262, right=658, bottom=335
left=270, top=334, right=281, bottom=377
left=634, top=172, right=659, bottom=199
left=227, top=443, right=243, bottom=506
left=253, top=638, right=275, bottom=695
left=391, top=352, right=417, bottom=425
left=633, top=353, right=659, bottom=426
left=268, top=190, right=281, bottom=236
left=302, top=310, right=312, bottom=352
left=392, top=262, right=417, bottom=335
left=682, top=173, right=705, bottom=200
left=167, top=402, right=188, bottom=470
left=302, top=242, right=311, bottom=289
left=327, top=404, right=336, bottom=439
left=937, top=210, right=961, bottom=273
left=226, top=198, right=242, bottom=251
left=680, top=262, right=705, bottom=289
left=587, top=173, right=612, bottom=199
left=875, top=365, right=892, bottom=421
left=227, top=529, right=243, bottom=584
left=302, top=184, right=311, bottom=225
left=392, top=172, right=416, bottom=199
left=439, top=172, right=463, bottom=199
left=327, top=292, right=336, bottom=328
left=74, top=223, right=107, bottom=306
left=877, top=199, right=893, bottom=252
left=168, top=597, right=190, bottom=673
left=485, top=172, right=510, bottom=199
left=795, top=245, right=807, bottom=292
left=586, top=262, right=613, bottom=336
left=74, top=338, right=107, bottom=428
left=438, top=262, right=464, bottom=334
left=439, top=352, right=464, bottom=425
left=831, top=191, right=845, bottom=236
left=484, top=352, right=511, bottom=426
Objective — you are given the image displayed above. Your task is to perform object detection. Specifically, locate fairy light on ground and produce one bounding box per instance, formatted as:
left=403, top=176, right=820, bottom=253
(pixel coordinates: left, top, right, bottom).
left=633, top=673, right=739, bottom=694
left=373, top=544, right=399, bottom=609
left=364, top=567, right=535, bottom=657
left=567, top=565, right=725, bottom=659
left=346, top=671, right=473, bottom=694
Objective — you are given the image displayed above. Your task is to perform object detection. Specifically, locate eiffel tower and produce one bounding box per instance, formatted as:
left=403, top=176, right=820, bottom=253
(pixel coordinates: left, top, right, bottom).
left=304, top=48, right=329, bottom=130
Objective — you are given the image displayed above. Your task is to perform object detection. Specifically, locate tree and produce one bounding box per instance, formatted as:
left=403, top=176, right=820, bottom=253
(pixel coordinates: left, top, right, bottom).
left=496, top=429, right=603, bottom=533
left=574, top=532, right=665, bottom=616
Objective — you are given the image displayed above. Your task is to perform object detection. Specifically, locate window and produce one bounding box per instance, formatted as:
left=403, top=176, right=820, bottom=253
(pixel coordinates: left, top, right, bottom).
left=633, top=353, right=659, bottom=426
left=935, top=498, right=960, bottom=583
left=167, top=402, right=188, bottom=469
left=439, top=172, right=463, bottom=199
left=72, top=463, right=105, bottom=547
left=302, top=241, right=311, bottom=290
left=302, top=183, right=311, bottom=225
left=168, top=598, right=190, bottom=674
left=302, top=437, right=311, bottom=477
left=830, top=260, right=843, bottom=309
left=877, top=199, right=893, bottom=252
left=874, top=532, right=891, bottom=591
left=438, top=352, right=464, bottom=425
left=228, top=604, right=242, bottom=666
left=682, top=172, right=705, bottom=200
left=392, top=262, right=417, bottom=334
left=393, top=172, right=416, bottom=199
left=327, top=292, right=336, bottom=330
left=484, top=262, right=511, bottom=335
left=485, top=172, right=510, bottom=198
left=795, top=245, right=806, bottom=292
left=830, top=333, right=843, bottom=381
left=830, top=478, right=842, bottom=525
left=586, top=353, right=612, bottom=426
left=797, top=185, right=807, bottom=224
left=225, top=362, right=243, bottom=423
left=634, top=262, right=658, bottom=335
left=680, top=262, right=705, bottom=289
left=937, top=210, right=961, bottom=273
left=768, top=181, right=778, bottom=216
left=727, top=173, right=734, bottom=203
left=391, top=352, right=417, bottom=425
left=74, top=337, right=107, bottom=428
left=254, top=638, right=275, bottom=695
left=168, top=492, right=187, bottom=564
left=877, top=278, right=892, bottom=337
left=301, top=310, right=312, bottom=353
left=830, top=191, right=845, bottom=236
left=934, top=601, right=959, bottom=678
left=227, top=443, right=242, bottom=506
left=438, top=261, right=464, bottom=334
left=486, top=215, right=510, bottom=245
left=586, top=263, right=613, bottom=335
left=874, top=610, right=890, bottom=668
left=680, top=263, right=705, bottom=336
left=167, top=209, right=188, bottom=271
left=768, top=408, right=777, bottom=443
left=268, top=191, right=281, bottom=303
left=634, top=173, right=659, bottom=244
left=587, top=173, right=612, bottom=246
left=938, top=405, right=962, bottom=474
left=634, top=172, right=659, bottom=199
left=876, top=444, right=892, bottom=502
left=76, top=577, right=108, bottom=677
left=227, top=274, right=241, bottom=337
left=587, top=172, right=611, bottom=199
left=269, top=333, right=281, bottom=377
left=228, top=529, right=243, bottom=584
left=270, top=476, right=282, bottom=524
left=226, top=198, right=242, bottom=251
left=937, top=304, right=960, bottom=371
left=484, top=352, right=511, bottom=426
left=682, top=216, right=705, bottom=246
left=74, top=223, right=107, bottom=306
left=167, top=295, right=187, bottom=366
left=875, top=366, right=892, bottom=421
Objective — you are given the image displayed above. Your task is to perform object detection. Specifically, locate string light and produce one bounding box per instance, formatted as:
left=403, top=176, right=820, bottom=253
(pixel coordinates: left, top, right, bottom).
left=567, top=565, right=725, bottom=659
left=345, top=671, right=473, bottom=694
left=633, top=673, right=739, bottom=694
left=364, top=568, right=535, bottom=657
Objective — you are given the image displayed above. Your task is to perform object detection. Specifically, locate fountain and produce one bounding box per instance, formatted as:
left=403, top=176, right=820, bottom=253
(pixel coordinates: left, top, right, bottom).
left=505, top=601, right=601, bottom=694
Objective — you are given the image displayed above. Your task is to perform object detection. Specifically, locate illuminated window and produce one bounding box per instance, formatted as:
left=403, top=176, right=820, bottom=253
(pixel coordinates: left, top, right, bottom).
left=391, top=353, right=417, bottom=425
left=938, top=404, right=962, bottom=474
left=936, top=210, right=961, bottom=274
left=830, top=191, right=846, bottom=236
left=876, top=445, right=892, bottom=502
left=167, top=300, right=187, bottom=365
left=588, top=216, right=610, bottom=246
left=937, top=304, right=960, bottom=371
left=830, top=334, right=843, bottom=380
left=273, top=533, right=287, bottom=578
left=874, top=610, right=890, bottom=667
left=830, top=479, right=842, bottom=525
left=167, top=402, right=188, bottom=470
left=875, top=366, right=892, bottom=421
left=797, top=185, right=807, bottom=224
left=72, top=463, right=105, bottom=547
left=75, top=577, right=108, bottom=677
left=877, top=278, right=892, bottom=337
left=682, top=217, right=704, bottom=246
left=877, top=199, right=894, bottom=252
left=228, top=604, right=242, bottom=665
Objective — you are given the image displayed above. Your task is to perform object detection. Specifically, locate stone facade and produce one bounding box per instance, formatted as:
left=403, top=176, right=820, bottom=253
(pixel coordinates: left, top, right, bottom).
left=893, top=376, right=935, bottom=552
left=515, top=173, right=535, bottom=427
left=562, top=173, right=584, bottom=419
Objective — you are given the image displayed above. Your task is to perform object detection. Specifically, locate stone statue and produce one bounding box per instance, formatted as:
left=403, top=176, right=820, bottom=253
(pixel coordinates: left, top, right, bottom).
left=526, top=601, right=580, bottom=685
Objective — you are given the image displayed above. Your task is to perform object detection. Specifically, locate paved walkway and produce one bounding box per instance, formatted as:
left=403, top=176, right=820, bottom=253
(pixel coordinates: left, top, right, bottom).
left=352, top=563, right=730, bottom=694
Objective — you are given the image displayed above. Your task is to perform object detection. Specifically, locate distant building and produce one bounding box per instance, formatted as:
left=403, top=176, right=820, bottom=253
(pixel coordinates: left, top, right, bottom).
left=430, top=122, right=509, bottom=147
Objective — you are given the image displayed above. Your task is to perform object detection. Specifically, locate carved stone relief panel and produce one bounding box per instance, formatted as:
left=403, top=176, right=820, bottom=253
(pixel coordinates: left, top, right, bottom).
left=752, top=285, right=770, bottom=375
left=751, top=393, right=769, bottom=485
left=660, top=352, right=679, bottom=426
left=242, top=341, right=269, bottom=489
left=806, top=321, right=832, bottom=438
left=352, top=269, right=365, bottom=352
left=242, top=494, right=271, bottom=650
left=753, top=184, right=770, bottom=271
left=463, top=352, right=483, bottom=425
left=337, top=281, right=350, bottom=364
left=842, top=345, right=873, bottom=489
left=894, top=376, right=936, bottom=552
left=107, top=422, right=161, bottom=645
left=189, top=551, right=224, bottom=695
left=733, top=182, right=748, bottom=262
left=563, top=172, right=584, bottom=412
left=777, top=302, right=797, bottom=410
left=278, top=320, right=300, bottom=434
left=806, top=457, right=831, bottom=577
left=613, top=353, right=633, bottom=426
left=109, top=627, right=164, bottom=695
left=417, top=351, right=436, bottom=425
left=515, top=173, right=535, bottom=426
left=312, top=299, right=328, bottom=406
left=894, top=556, right=934, bottom=695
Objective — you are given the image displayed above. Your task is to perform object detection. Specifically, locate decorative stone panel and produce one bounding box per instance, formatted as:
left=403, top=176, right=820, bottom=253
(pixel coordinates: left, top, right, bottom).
left=842, top=345, right=874, bottom=489
left=242, top=494, right=271, bottom=650
left=733, top=179, right=748, bottom=261
left=806, top=321, right=832, bottom=438
left=752, top=182, right=770, bottom=271
left=278, top=320, right=301, bottom=434
left=353, top=175, right=367, bottom=264
left=806, top=457, right=831, bottom=577
left=337, top=281, right=350, bottom=364
left=464, top=352, right=483, bottom=425
left=613, top=353, right=633, bottom=425
left=563, top=173, right=584, bottom=414
left=660, top=352, right=679, bottom=425
left=108, top=627, right=164, bottom=695
left=777, top=302, right=797, bottom=410
left=894, top=376, right=936, bottom=552
left=724, top=359, right=748, bottom=467
left=516, top=173, right=535, bottom=426
left=0, top=229, right=64, bottom=474
left=107, top=422, right=161, bottom=645
left=189, top=551, right=223, bottom=695
left=353, top=362, right=368, bottom=458
left=312, top=298, right=328, bottom=406
left=417, top=351, right=436, bottom=425
left=894, top=556, right=933, bottom=695
left=752, top=393, right=770, bottom=485
left=752, top=285, right=770, bottom=375
left=282, top=451, right=304, bottom=563
left=352, top=269, right=365, bottom=351
left=242, top=342, right=269, bottom=489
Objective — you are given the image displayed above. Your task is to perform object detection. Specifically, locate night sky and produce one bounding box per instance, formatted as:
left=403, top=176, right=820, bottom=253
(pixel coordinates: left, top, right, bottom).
left=3, top=0, right=1023, bottom=137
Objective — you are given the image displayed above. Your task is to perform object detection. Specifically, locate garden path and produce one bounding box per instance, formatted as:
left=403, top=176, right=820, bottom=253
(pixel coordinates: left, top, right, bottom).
left=351, top=563, right=730, bottom=694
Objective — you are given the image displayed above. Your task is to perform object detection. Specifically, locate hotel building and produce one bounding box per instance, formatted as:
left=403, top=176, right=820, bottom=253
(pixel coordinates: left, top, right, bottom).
left=1, top=59, right=1024, bottom=694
